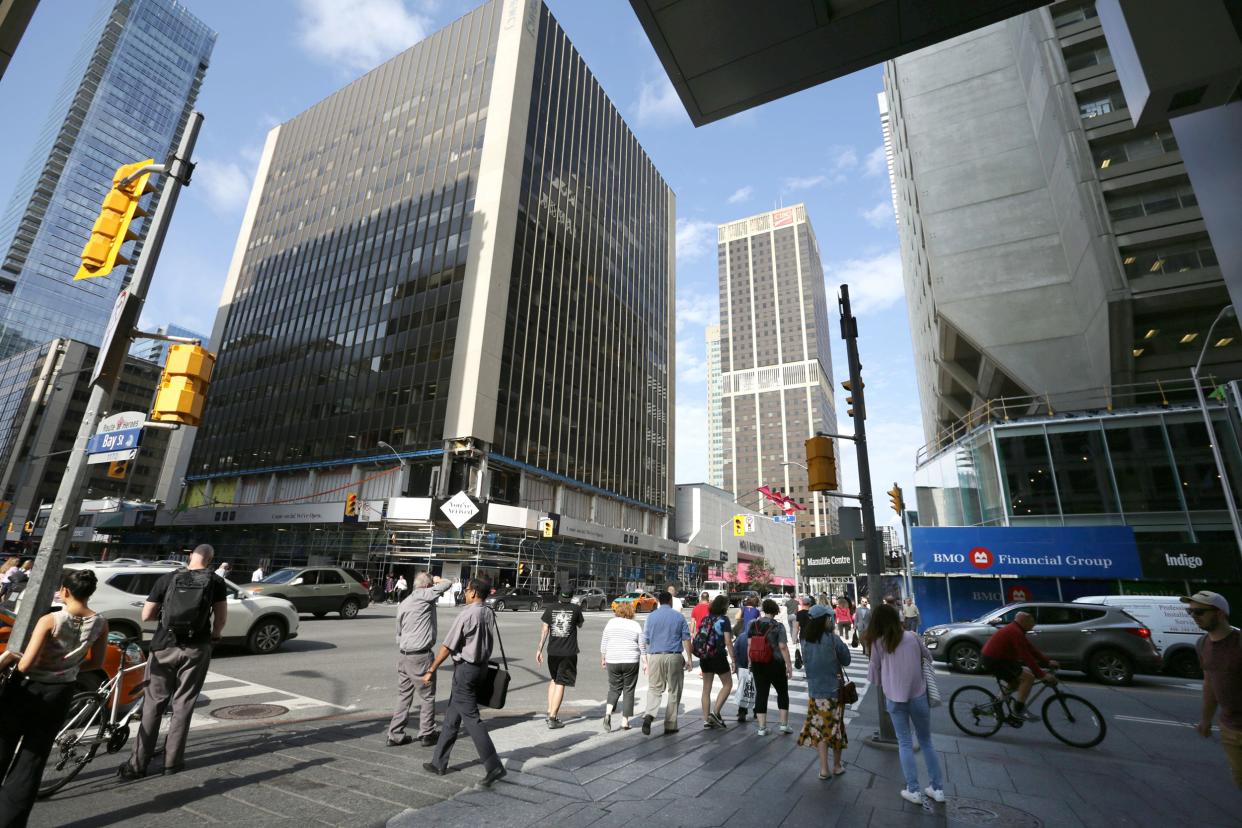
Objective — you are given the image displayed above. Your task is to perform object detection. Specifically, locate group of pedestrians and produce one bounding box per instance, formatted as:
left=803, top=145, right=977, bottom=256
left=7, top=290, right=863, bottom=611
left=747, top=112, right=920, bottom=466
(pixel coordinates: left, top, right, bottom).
left=0, top=558, right=32, bottom=600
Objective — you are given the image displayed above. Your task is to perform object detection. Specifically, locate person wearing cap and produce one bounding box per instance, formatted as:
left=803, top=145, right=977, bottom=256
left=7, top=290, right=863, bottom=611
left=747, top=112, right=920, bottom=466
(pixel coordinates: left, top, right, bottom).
left=799, top=602, right=852, bottom=778
left=536, top=588, right=585, bottom=729
left=1184, top=590, right=1242, bottom=788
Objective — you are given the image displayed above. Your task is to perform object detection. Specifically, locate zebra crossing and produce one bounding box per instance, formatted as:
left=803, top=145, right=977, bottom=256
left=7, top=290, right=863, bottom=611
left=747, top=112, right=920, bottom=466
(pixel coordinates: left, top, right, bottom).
left=184, top=671, right=356, bottom=730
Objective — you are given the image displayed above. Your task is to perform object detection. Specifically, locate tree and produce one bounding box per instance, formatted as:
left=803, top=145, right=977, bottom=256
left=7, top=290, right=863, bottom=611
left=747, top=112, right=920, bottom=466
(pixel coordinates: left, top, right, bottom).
left=748, top=557, right=775, bottom=593
left=724, top=566, right=741, bottom=590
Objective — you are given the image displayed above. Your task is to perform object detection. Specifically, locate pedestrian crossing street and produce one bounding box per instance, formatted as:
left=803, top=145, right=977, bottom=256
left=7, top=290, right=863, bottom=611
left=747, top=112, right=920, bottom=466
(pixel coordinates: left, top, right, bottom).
left=183, top=671, right=356, bottom=730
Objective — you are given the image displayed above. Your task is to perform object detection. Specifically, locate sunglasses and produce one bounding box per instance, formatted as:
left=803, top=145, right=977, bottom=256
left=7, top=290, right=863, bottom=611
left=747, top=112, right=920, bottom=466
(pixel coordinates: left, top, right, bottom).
left=1186, top=608, right=1217, bottom=618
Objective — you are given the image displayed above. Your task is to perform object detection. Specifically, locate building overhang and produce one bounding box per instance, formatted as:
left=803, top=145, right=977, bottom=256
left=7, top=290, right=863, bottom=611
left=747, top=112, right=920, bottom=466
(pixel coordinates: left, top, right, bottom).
left=629, top=0, right=1050, bottom=126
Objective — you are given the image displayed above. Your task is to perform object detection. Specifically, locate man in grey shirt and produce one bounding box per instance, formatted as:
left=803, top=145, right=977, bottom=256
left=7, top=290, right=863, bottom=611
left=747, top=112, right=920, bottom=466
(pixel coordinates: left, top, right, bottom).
left=387, top=573, right=453, bottom=747
left=421, top=577, right=505, bottom=787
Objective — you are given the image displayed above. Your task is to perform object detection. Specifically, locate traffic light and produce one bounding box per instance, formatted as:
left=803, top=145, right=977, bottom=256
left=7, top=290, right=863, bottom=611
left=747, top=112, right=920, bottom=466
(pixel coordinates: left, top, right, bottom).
left=540, top=518, right=554, bottom=538
left=888, top=484, right=905, bottom=515
left=344, top=492, right=358, bottom=518
left=805, top=434, right=838, bottom=492
left=22, top=521, right=33, bottom=537
left=75, top=159, right=156, bottom=281
left=732, top=515, right=746, bottom=537
left=841, top=379, right=865, bottom=419
left=151, top=343, right=215, bottom=426
left=107, top=460, right=130, bottom=480
left=518, top=562, right=526, bottom=576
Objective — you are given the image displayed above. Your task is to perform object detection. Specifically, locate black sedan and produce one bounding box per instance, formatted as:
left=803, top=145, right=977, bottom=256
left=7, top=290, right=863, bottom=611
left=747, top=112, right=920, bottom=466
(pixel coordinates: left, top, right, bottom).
left=485, top=587, right=543, bottom=612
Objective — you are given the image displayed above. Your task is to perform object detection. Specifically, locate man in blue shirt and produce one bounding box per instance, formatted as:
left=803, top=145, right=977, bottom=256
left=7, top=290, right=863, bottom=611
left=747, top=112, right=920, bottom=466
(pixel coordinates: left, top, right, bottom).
left=641, top=591, right=693, bottom=735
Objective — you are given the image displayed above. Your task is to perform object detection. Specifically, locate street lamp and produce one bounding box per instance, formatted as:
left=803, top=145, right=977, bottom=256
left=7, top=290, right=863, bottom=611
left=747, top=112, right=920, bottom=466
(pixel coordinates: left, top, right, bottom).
left=376, top=440, right=406, bottom=467
left=1190, top=305, right=1242, bottom=557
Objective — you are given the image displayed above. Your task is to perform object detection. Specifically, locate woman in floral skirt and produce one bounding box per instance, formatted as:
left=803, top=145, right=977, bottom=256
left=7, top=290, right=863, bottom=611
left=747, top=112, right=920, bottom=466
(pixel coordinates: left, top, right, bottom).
left=798, top=603, right=852, bottom=778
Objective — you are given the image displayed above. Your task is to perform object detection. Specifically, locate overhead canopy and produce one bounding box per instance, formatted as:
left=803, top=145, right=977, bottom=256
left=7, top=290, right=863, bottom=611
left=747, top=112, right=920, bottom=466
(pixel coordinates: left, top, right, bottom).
left=629, top=0, right=1049, bottom=126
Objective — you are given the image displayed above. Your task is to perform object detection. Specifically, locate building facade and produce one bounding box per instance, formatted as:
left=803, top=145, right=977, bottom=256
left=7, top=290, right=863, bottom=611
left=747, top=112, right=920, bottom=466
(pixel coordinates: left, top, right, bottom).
left=139, top=0, right=674, bottom=590
left=716, top=204, right=839, bottom=542
left=705, top=323, right=724, bottom=488
left=883, top=0, right=1239, bottom=447
left=0, top=338, right=171, bottom=546
left=674, top=483, right=798, bottom=588
left=129, top=323, right=208, bottom=366
left=0, top=0, right=213, bottom=359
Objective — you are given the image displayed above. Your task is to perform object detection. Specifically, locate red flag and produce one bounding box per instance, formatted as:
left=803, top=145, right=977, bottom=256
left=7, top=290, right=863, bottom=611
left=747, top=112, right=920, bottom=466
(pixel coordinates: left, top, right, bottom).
left=757, top=485, right=807, bottom=513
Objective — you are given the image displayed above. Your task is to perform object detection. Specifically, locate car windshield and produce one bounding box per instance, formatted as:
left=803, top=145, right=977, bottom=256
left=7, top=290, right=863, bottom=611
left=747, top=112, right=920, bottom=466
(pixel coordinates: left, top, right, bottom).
left=261, top=568, right=301, bottom=585
left=623, top=593, right=641, bottom=599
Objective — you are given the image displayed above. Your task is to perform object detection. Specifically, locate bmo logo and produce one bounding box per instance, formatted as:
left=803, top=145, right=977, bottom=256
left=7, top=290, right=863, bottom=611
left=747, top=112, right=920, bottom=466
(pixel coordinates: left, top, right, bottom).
left=1008, top=585, right=1030, bottom=603
left=970, top=547, right=994, bottom=570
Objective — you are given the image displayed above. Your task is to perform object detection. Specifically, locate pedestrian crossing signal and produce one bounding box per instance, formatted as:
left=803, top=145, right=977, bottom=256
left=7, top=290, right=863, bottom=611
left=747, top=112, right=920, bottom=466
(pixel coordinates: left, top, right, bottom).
left=107, top=460, right=130, bottom=480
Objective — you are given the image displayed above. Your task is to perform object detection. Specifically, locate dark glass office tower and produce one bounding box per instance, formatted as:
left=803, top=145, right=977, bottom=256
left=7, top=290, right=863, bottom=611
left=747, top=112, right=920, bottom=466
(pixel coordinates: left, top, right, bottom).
left=0, top=0, right=214, bottom=358
left=185, top=0, right=674, bottom=544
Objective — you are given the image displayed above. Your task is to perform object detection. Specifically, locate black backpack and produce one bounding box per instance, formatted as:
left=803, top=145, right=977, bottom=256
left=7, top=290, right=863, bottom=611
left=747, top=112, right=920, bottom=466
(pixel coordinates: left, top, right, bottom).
left=162, top=569, right=214, bottom=644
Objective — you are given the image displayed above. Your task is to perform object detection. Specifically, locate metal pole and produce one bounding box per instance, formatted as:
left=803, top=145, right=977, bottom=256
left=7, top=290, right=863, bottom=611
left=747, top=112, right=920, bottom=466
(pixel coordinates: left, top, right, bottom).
left=1192, top=365, right=1242, bottom=557
left=9, top=112, right=203, bottom=651
left=839, top=284, right=897, bottom=744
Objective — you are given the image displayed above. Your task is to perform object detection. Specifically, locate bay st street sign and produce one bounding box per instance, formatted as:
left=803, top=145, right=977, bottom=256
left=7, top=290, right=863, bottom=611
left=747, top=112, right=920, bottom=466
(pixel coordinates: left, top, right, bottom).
left=86, top=411, right=145, bottom=465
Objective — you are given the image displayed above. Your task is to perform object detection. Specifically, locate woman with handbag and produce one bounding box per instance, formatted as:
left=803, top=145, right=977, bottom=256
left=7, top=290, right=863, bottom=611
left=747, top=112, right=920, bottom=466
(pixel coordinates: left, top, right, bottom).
left=0, top=568, right=108, bottom=826
left=864, top=603, right=944, bottom=805
left=798, top=604, right=852, bottom=779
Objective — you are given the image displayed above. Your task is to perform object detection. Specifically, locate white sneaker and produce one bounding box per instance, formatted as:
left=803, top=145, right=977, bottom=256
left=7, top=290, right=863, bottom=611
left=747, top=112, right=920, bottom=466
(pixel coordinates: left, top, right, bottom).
left=756, top=727, right=768, bottom=736
left=778, top=724, right=793, bottom=734
left=924, top=786, right=945, bottom=803
left=900, top=789, right=924, bottom=805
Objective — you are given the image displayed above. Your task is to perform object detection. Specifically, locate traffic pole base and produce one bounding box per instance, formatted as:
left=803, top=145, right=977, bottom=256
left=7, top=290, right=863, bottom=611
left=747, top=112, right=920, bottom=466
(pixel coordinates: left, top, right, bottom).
left=865, top=731, right=918, bottom=752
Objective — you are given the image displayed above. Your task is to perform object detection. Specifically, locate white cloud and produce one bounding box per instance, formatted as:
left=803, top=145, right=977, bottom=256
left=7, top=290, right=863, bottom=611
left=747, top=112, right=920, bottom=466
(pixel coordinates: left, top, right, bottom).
left=675, top=401, right=709, bottom=484
left=675, top=291, right=718, bottom=331
left=831, top=146, right=859, bottom=173
left=676, top=336, right=707, bottom=384
left=194, top=158, right=252, bottom=215
left=726, top=185, right=753, bottom=205
left=634, top=74, right=687, bottom=127
left=782, top=174, right=826, bottom=191
left=864, top=145, right=887, bottom=178
left=824, top=250, right=905, bottom=315
left=861, top=200, right=894, bottom=229
left=833, top=419, right=925, bottom=525
left=296, top=0, right=432, bottom=73
left=676, top=218, right=717, bottom=262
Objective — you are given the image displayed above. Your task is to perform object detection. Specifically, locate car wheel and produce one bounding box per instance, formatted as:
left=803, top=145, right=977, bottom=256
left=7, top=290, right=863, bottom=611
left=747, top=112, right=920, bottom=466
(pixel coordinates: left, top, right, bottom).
left=494, top=601, right=506, bottom=611
left=530, top=600, right=541, bottom=612
left=340, top=598, right=360, bottom=619
left=949, top=642, right=983, bottom=673
left=107, top=620, right=142, bottom=643
left=1088, top=648, right=1134, bottom=685
left=247, top=618, right=286, bottom=655
left=1166, top=649, right=1203, bottom=679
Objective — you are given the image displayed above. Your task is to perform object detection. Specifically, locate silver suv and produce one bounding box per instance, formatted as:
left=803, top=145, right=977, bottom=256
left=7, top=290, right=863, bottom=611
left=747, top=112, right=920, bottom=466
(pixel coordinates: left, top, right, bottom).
left=923, top=601, right=1162, bottom=686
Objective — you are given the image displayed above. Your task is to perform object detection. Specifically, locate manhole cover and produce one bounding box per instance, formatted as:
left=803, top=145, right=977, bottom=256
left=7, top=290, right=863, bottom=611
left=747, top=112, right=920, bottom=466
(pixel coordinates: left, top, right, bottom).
left=211, top=703, right=289, bottom=720
left=944, top=797, right=1042, bottom=827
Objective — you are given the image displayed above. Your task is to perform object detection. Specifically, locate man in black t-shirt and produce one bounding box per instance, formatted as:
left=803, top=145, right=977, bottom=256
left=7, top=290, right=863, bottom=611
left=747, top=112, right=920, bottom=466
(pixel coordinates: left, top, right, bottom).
left=536, top=589, right=584, bottom=729
left=119, top=545, right=228, bottom=779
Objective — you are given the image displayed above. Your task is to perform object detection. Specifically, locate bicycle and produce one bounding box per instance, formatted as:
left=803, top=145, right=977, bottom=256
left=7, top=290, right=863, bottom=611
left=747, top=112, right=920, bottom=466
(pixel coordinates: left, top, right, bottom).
left=39, top=637, right=148, bottom=797
left=948, top=670, right=1107, bottom=749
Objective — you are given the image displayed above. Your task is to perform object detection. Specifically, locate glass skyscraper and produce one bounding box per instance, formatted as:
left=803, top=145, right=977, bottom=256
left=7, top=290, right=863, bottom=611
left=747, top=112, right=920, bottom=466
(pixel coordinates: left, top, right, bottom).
left=0, top=0, right=214, bottom=358
left=185, top=0, right=674, bottom=541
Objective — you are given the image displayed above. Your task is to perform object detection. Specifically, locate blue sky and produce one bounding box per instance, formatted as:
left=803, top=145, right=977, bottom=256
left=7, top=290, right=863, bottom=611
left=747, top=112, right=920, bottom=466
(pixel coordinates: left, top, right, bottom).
left=0, top=0, right=921, bottom=527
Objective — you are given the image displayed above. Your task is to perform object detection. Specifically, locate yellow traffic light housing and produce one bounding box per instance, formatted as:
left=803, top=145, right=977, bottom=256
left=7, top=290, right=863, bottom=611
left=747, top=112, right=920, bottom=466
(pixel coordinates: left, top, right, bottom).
left=107, top=460, right=130, bottom=480
left=344, top=492, right=359, bottom=517
left=805, top=434, right=838, bottom=492
left=732, top=515, right=746, bottom=537
left=75, top=160, right=156, bottom=281
left=888, top=484, right=905, bottom=515
left=151, top=343, right=215, bottom=426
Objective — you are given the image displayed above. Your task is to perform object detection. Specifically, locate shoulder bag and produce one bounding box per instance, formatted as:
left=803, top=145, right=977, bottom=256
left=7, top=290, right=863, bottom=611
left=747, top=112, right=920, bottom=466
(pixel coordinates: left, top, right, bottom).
left=837, top=661, right=859, bottom=706
left=479, top=609, right=511, bottom=709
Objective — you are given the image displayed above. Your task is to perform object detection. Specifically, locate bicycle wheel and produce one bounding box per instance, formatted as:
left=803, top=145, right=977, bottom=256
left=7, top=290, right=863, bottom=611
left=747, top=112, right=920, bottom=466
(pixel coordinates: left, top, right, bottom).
left=1042, top=691, right=1106, bottom=748
left=39, top=692, right=105, bottom=797
left=949, top=685, right=1004, bottom=737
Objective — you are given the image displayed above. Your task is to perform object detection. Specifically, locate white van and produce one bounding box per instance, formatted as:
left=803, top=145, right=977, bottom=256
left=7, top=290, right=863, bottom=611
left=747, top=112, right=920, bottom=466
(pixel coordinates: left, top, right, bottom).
left=702, top=581, right=728, bottom=603
left=1074, top=595, right=1203, bottom=677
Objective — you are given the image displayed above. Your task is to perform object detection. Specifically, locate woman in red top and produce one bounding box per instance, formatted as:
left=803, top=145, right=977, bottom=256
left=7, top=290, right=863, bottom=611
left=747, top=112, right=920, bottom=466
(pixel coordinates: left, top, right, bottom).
left=833, top=598, right=854, bottom=639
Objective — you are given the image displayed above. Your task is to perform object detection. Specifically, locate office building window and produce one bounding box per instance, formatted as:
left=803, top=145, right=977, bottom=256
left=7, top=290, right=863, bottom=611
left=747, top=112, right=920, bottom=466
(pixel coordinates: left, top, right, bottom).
left=998, top=433, right=1059, bottom=515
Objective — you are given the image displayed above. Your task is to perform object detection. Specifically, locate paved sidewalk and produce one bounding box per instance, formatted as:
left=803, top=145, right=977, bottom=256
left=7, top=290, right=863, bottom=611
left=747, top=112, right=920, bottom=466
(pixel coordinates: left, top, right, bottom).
left=29, top=699, right=1242, bottom=827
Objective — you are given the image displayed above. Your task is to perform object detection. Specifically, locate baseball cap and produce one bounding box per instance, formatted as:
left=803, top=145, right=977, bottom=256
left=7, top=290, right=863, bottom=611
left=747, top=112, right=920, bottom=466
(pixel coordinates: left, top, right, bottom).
left=1181, top=590, right=1230, bottom=615
left=558, top=589, right=573, bottom=600
left=808, top=604, right=831, bottom=619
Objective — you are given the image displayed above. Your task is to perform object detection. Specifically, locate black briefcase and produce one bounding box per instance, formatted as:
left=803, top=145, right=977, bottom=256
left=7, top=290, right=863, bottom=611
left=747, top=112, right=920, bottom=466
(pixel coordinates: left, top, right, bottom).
left=479, top=611, right=509, bottom=709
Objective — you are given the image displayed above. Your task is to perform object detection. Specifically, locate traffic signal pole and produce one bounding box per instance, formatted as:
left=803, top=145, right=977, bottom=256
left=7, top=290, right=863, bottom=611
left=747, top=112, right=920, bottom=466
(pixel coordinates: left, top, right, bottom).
left=838, top=284, right=897, bottom=745
left=8, top=112, right=202, bottom=652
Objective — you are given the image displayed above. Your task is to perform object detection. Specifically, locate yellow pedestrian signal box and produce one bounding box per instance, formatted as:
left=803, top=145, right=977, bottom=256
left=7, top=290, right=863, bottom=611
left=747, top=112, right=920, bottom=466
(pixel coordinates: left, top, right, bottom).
left=107, top=460, right=130, bottom=480
left=151, top=344, right=215, bottom=426
left=540, top=518, right=554, bottom=538
left=805, top=434, right=838, bottom=492
left=76, top=160, right=156, bottom=281
left=732, top=515, right=746, bottom=537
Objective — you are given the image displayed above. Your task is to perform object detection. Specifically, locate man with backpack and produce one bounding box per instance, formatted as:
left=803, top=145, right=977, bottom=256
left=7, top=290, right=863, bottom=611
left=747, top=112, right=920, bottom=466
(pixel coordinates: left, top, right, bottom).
left=692, top=595, right=735, bottom=728
left=119, top=544, right=228, bottom=778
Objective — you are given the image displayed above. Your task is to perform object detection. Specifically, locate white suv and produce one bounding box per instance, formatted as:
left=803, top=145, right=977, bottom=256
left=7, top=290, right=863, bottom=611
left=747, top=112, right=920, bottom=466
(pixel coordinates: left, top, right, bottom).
left=62, top=564, right=300, bottom=655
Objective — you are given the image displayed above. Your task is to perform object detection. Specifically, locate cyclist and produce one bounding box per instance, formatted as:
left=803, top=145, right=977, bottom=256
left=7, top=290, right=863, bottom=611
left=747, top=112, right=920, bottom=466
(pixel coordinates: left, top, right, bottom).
left=980, top=611, right=1059, bottom=724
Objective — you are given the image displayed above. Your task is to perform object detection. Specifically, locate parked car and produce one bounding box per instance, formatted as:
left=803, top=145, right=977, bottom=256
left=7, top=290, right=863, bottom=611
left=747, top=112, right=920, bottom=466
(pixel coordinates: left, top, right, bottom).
left=50, top=563, right=301, bottom=655
left=611, top=591, right=658, bottom=614
left=923, top=601, right=1162, bottom=685
left=485, top=587, right=543, bottom=611
left=570, top=587, right=609, bottom=611
left=244, top=566, right=371, bottom=619
left=728, top=590, right=760, bottom=608
left=1075, top=595, right=1204, bottom=678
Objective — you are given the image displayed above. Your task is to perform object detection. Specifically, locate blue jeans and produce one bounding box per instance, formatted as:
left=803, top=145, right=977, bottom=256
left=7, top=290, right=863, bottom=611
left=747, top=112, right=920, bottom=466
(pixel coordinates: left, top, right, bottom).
left=886, top=693, right=943, bottom=793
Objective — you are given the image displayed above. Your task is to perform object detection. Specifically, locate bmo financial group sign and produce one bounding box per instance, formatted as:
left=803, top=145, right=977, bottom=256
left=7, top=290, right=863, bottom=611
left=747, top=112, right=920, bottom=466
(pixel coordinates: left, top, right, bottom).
left=912, top=526, right=1142, bottom=579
